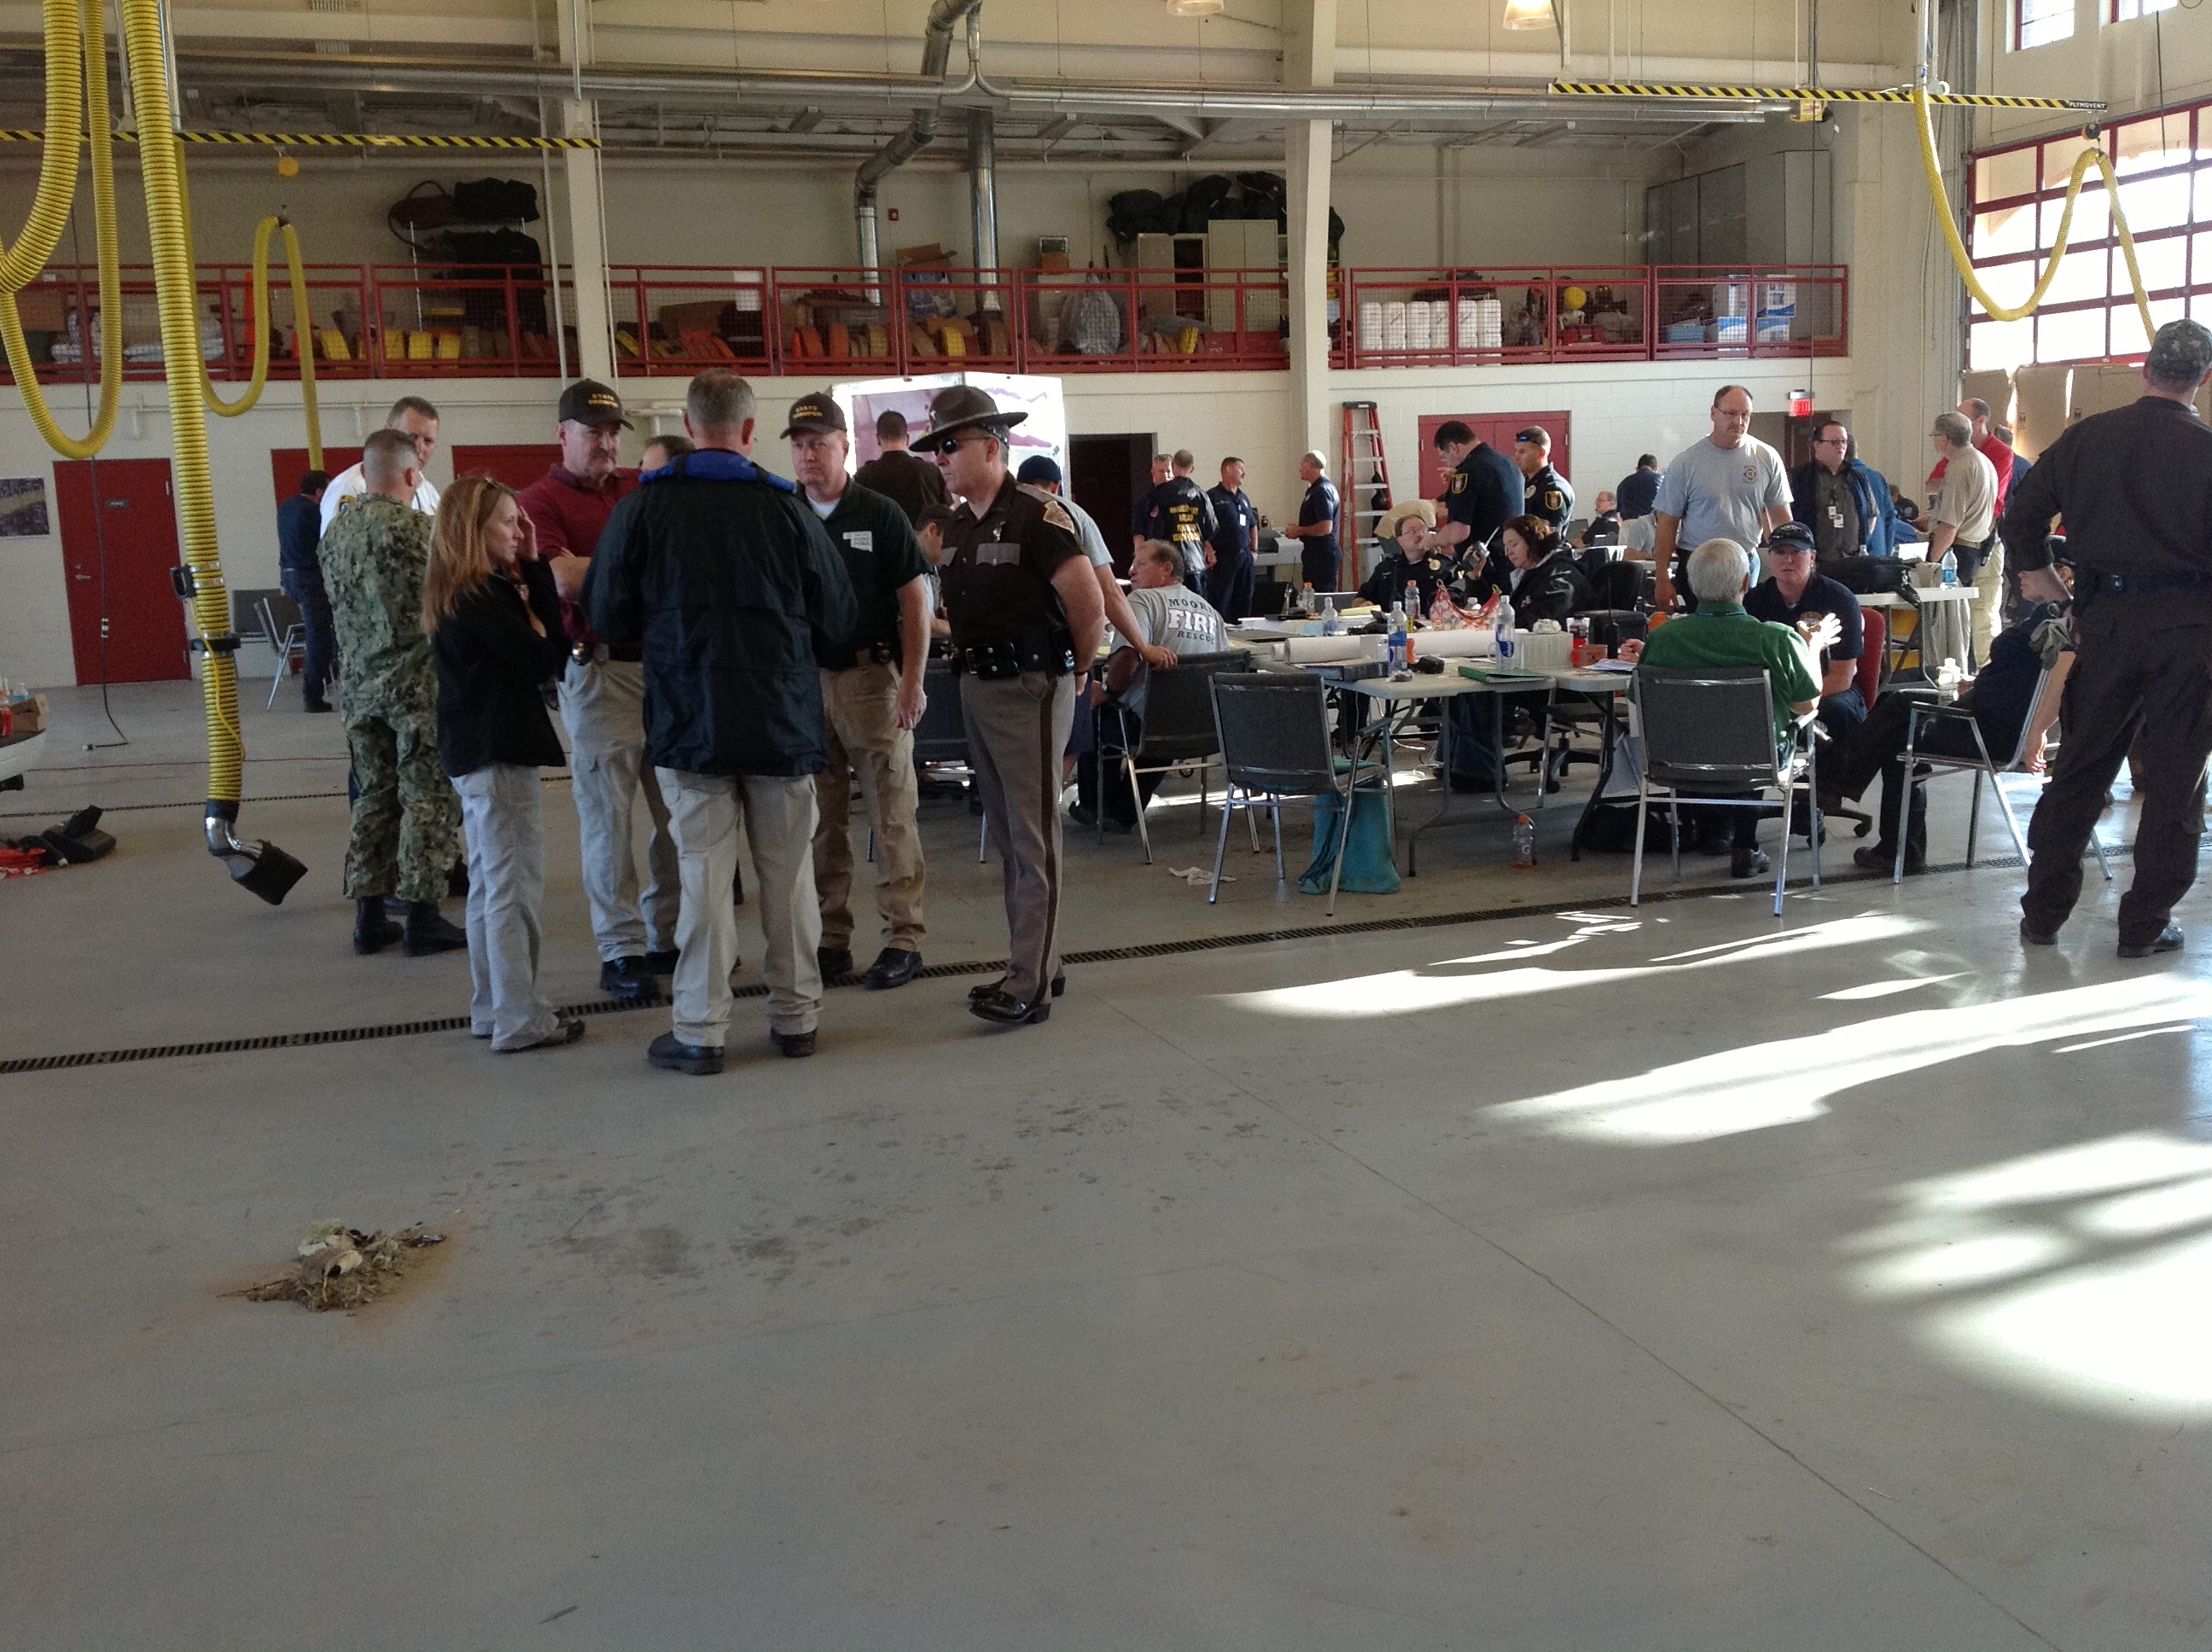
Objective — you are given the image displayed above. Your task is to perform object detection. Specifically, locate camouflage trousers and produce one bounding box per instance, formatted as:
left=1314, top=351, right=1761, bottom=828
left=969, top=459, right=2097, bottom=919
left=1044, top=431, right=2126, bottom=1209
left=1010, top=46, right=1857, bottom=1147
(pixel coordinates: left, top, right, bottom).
left=343, top=709, right=462, bottom=903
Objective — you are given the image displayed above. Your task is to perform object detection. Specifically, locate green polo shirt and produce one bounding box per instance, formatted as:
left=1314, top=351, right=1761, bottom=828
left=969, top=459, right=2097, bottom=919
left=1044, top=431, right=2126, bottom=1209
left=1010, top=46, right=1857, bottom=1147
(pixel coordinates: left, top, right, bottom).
left=1639, top=603, right=1820, bottom=743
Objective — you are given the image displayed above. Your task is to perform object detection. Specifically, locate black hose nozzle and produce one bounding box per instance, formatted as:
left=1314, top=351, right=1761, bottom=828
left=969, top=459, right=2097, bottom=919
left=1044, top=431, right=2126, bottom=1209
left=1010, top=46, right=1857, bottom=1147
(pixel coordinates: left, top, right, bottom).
left=205, top=802, right=307, bottom=905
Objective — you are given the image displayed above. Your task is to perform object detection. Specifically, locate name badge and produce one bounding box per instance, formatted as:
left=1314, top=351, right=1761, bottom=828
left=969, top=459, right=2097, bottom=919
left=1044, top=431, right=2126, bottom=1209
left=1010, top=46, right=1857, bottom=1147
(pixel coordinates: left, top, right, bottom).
left=975, top=541, right=1020, bottom=567
left=843, top=529, right=874, bottom=552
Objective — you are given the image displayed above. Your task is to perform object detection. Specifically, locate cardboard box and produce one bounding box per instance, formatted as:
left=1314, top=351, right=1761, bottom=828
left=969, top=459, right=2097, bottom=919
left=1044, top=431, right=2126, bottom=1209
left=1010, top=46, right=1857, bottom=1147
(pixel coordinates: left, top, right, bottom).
left=1038, top=250, right=1071, bottom=272
left=7, top=693, right=48, bottom=735
left=657, top=300, right=731, bottom=338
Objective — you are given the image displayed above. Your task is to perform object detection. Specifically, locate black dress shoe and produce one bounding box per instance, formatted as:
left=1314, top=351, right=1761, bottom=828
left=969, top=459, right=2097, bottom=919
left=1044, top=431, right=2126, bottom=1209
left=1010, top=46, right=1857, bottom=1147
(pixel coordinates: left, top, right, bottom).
left=969, top=973, right=1065, bottom=1003
left=860, top=947, right=923, bottom=990
left=2118, top=924, right=2185, bottom=959
left=642, top=949, right=680, bottom=976
left=648, top=1032, right=724, bottom=1075
left=1731, top=846, right=1772, bottom=880
left=818, top=946, right=855, bottom=981
left=352, top=897, right=402, bottom=955
left=401, top=901, right=468, bottom=956
left=600, top=956, right=656, bottom=999
left=2020, top=918, right=2061, bottom=946
left=970, top=990, right=1051, bottom=1027
left=1854, top=845, right=1925, bottom=874
left=771, top=1029, right=817, bottom=1058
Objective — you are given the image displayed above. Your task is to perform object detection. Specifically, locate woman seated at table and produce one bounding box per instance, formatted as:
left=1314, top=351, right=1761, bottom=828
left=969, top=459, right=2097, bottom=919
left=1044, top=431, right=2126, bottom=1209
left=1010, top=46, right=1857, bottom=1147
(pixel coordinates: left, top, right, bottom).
left=1464, top=515, right=1592, bottom=628
left=1446, top=516, right=1591, bottom=793
left=1830, top=579, right=2075, bottom=874
left=1361, top=499, right=1465, bottom=615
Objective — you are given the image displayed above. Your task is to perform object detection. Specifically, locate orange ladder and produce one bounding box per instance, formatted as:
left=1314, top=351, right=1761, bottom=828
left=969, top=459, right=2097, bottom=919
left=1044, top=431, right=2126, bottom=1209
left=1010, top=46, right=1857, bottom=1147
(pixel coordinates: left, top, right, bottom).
left=1340, top=400, right=1392, bottom=588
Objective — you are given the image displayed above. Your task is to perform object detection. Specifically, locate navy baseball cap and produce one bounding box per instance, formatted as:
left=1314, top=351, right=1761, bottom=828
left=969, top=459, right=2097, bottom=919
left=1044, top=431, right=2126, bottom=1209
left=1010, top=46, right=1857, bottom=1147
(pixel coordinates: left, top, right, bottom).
left=1764, top=521, right=1819, bottom=555
left=1015, top=455, right=1062, bottom=485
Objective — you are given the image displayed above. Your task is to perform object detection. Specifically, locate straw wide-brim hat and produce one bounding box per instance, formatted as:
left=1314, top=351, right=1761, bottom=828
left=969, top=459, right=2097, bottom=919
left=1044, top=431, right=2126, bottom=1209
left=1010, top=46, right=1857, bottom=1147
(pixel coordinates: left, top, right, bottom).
left=1376, top=497, right=1436, bottom=538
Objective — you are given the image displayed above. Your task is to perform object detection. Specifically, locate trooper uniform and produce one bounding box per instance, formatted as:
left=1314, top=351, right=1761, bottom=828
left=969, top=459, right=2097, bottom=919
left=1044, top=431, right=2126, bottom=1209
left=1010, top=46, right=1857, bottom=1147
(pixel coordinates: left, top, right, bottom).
left=2006, top=319, right=2212, bottom=956
left=1138, top=473, right=1218, bottom=592
left=320, top=493, right=463, bottom=910
left=1203, top=480, right=1258, bottom=621
left=928, top=389, right=1088, bottom=1021
left=1522, top=461, right=1575, bottom=536
left=1295, top=470, right=1342, bottom=590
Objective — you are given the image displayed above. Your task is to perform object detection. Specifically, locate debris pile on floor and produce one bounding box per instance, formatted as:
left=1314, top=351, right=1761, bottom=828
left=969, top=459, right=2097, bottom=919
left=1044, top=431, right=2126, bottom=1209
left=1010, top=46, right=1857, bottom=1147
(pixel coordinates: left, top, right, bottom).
left=2, top=805, right=114, bottom=877
left=239, top=1220, right=445, bottom=1311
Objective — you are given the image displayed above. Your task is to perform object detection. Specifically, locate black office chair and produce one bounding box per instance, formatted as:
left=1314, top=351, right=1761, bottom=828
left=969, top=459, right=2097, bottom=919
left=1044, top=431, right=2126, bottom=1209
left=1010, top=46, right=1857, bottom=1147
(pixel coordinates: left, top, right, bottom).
left=1093, top=649, right=1251, bottom=862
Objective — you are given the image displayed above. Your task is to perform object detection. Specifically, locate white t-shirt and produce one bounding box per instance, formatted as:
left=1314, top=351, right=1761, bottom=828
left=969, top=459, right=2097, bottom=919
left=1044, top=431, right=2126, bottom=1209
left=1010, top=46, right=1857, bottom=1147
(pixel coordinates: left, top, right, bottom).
left=320, top=462, right=440, bottom=535
left=1653, top=435, right=1789, bottom=555
left=1110, top=583, right=1228, bottom=717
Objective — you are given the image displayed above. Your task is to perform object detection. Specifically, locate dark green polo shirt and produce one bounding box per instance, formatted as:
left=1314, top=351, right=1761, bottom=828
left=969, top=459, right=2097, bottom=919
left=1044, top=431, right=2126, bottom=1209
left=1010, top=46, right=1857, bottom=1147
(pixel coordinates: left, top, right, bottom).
left=815, top=480, right=928, bottom=659
left=1639, top=603, right=1820, bottom=743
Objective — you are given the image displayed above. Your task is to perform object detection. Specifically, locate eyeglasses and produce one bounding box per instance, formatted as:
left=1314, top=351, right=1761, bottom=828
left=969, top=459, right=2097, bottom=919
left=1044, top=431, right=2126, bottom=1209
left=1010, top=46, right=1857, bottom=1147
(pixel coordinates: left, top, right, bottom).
left=1813, top=435, right=1847, bottom=446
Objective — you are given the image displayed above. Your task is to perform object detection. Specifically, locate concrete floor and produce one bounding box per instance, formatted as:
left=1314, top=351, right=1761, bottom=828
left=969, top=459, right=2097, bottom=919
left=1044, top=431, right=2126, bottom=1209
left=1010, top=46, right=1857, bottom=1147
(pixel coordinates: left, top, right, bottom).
left=4, top=683, right=2209, bottom=1650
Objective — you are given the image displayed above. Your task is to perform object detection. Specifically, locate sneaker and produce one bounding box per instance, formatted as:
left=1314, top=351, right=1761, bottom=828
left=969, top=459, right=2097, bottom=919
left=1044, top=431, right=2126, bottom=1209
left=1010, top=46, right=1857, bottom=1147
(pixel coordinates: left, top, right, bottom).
left=647, top=1032, right=723, bottom=1075
left=2118, top=924, right=2184, bottom=959
left=498, top=1017, right=585, bottom=1052
left=1731, top=846, right=1772, bottom=880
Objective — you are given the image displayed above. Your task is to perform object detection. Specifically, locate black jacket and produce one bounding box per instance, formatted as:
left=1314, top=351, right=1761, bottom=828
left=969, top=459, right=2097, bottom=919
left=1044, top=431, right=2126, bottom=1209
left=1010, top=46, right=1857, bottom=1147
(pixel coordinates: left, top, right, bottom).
left=1471, top=548, right=1587, bottom=628
left=2001, top=395, right=2212, bottom=589
left=432, top=557, right=570, bottom=777
left=582, top=450, right=859, bottom=778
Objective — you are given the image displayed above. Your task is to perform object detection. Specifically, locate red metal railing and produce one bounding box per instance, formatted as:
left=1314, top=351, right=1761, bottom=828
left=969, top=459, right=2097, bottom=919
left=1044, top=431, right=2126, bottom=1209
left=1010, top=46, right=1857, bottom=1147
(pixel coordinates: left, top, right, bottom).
left=0, top=260, right=1848, bottom=386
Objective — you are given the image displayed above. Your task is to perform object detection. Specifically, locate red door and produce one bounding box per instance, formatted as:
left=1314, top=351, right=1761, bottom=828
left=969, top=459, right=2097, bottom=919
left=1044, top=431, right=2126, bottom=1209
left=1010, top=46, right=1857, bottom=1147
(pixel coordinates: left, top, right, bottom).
left=270, top=445, right=363, bottom=506
left=1416, top=412, right=1572, bottom=503
left=55, top=457, right=189, bottom=683
left=451, top=443, right=556, bottom=492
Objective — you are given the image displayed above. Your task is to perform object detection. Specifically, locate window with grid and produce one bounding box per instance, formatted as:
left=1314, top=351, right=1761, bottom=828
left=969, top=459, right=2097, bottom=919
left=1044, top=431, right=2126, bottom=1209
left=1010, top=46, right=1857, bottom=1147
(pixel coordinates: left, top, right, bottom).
left=1966, top=97, right=2209, bottom=371
left=2014, top=0, right=2074, bottom=47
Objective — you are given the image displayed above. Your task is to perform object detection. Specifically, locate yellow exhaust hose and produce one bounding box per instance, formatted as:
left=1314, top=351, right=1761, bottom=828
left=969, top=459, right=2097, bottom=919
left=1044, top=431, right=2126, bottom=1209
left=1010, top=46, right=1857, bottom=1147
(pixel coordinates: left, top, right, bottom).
left=0, top=0, right=87, bottom=294
left=1913, top=85, right=2155, bottom=343
left=0, top=0, right=120, bottom=458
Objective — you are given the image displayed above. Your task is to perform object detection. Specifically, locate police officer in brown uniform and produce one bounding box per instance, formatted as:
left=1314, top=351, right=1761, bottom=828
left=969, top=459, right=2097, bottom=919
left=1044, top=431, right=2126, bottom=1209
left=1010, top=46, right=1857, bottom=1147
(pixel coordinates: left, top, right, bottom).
left=917, top=386, right=1106, bottom=1026
left=2009, top=319, right=2212, bottom=957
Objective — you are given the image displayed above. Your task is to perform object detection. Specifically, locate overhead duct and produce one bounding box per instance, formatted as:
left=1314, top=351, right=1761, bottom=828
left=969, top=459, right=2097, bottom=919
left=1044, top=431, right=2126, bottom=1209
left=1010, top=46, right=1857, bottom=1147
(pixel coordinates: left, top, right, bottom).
left=853, top=0, right=983, bottom=285
left=967, top=105, right=997, bottom=275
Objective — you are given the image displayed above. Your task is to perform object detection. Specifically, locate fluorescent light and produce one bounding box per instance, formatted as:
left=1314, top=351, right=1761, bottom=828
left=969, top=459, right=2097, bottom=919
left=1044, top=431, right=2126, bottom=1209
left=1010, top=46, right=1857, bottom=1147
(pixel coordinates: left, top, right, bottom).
left=1167, top=0, right=1225, bottom=15
left=1502, top=0, right=1556, bottom=27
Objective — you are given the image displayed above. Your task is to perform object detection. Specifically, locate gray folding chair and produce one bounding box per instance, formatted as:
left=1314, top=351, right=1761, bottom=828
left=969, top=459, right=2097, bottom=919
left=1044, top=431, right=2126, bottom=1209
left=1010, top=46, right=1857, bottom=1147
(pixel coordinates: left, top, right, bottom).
left=252, top=590, right=306, bottom=711
left=908, top=657, right=988, bottom=862
left=1901, top=662, right=2112, bottom=885
left=1208, top=672, right=1379, bottom=916
left=1094, top=648, right=1251, bottom=863
left=1631, top=664, right=1820, bottom=917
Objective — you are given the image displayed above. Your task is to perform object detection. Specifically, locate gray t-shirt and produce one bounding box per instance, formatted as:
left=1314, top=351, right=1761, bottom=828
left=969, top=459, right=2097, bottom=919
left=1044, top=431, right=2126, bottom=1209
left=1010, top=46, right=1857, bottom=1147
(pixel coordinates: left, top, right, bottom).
left=1061, top=494, right=1113, bottom=567
left=1654, top=434, right=1790, bottom=553
left=1931, top=445, right=1998, bottom=547
left=1110, top=583, right=1227, bottom=716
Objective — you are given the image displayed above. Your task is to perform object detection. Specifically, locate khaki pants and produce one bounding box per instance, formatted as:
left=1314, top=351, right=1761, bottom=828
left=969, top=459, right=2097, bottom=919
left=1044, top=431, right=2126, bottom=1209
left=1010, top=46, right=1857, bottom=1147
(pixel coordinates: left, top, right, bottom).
left=454, top=763, right=559, bottom=1050
left=560, top=656, right=678, bottom=963
left=657, top=768, right=823, bottom=1048
left=812, top=661, right=926, bottom=952
left=1969, top=541, right=2003, bottom=669
left=961, top=671, right=1076, bottom=1003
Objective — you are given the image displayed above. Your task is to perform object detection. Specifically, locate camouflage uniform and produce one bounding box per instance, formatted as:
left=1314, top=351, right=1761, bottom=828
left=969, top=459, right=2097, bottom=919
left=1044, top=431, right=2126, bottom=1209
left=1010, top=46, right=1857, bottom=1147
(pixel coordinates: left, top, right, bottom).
left=319, top=493, right=462, bottom=903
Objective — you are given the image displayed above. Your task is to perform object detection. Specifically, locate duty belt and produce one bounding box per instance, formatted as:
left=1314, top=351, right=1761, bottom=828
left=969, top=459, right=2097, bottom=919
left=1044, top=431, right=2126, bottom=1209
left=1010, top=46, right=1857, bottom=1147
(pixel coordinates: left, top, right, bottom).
left=2078, top=567, right=2212, bottom=597
left=571, top=642, right=643, bottom=663
left=835, top=640, right=900, bottom=671
left=949, top=630, right=1075, bottom=680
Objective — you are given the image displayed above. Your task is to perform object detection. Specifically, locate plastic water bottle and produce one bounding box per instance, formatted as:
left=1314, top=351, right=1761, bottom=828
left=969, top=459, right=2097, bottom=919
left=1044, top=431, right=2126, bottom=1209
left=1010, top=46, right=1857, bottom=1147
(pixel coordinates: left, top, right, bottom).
left=1387, top=603, right=1407, bottom=671
left=1492, top=599, right=1516, bottom=665
left=1320, top=596, right=1340, bottom=637
left=1940, top=548, right=1959, bottom=586
left=1512, top=813, right=1536, bottom=867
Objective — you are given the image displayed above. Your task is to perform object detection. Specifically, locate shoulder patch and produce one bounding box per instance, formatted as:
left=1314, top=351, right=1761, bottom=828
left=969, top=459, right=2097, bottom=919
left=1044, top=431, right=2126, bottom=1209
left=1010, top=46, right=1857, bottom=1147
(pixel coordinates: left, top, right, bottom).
left=1449, top=473, right=1467, bottom=494
left=1545, top=490, right=1563, bottom=511
left=1018, top=483, right=1076, bottom=534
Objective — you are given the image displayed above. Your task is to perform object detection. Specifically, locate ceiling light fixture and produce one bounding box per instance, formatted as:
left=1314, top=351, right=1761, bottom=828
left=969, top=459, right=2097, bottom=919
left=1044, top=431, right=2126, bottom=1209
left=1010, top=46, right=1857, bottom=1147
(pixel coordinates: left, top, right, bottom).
left=1501, top=0, right=1556, bottom=28
left=1167, top=0, right=1225, bottom=16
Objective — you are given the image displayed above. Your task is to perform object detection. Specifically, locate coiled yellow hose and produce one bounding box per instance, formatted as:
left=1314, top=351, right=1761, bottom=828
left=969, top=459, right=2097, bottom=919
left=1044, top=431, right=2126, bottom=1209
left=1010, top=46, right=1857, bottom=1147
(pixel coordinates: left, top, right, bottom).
left=0, top=0, right=119, bottom=459
left=1914, top=85, right=2156, bottom=343
left=0, top=0, right=87, bottom=294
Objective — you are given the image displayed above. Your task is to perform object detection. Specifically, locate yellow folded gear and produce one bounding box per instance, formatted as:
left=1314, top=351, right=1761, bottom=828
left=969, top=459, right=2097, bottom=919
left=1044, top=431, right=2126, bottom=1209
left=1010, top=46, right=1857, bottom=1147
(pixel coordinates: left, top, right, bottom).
left=936, top=323, right=966, bottom=358
left=435, top=332, right=461, bottom=359
left=405, top=330, right=434, bottom=360
left=1176, top=326, right=1200, bottom=354
left=865, top=323, right=890, bottom=356
left=908, top=322, right=938, bottom=358
left=317, top=328, right=351, bottom=361
left=614, top=327, right=641, bottom=358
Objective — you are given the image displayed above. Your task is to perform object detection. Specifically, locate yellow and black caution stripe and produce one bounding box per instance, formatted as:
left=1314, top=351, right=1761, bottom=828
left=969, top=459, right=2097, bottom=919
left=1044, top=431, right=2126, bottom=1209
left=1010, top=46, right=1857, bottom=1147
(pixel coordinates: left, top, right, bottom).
left=1549, top=80, right=2104, bottom=113
left=0, top=127, right=599, bottom=148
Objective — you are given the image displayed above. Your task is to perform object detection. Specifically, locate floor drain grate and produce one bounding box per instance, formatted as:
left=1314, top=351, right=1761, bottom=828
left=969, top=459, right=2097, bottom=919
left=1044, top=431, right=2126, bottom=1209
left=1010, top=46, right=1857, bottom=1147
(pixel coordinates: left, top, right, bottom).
left=0, top=847, right=2104, bottom=1077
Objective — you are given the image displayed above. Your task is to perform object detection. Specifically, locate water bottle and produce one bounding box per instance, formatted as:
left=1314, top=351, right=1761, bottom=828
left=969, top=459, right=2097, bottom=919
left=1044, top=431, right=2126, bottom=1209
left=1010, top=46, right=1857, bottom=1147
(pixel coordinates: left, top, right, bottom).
left=1492, top=598, right=1516, bottom=665
left=1940, top=548, right=1959, bottom=586
left=1512, top=813, right=1536, bottom=868
left=1320, top=596, right=1339, bottom=637
left=1386, top=603, right=1407, bottom=671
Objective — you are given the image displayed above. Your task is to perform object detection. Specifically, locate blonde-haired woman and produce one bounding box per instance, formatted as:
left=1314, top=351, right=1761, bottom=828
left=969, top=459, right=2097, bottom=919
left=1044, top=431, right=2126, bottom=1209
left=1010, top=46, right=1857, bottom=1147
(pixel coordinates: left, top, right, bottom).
left=425, top=475, right=583, bottom=1052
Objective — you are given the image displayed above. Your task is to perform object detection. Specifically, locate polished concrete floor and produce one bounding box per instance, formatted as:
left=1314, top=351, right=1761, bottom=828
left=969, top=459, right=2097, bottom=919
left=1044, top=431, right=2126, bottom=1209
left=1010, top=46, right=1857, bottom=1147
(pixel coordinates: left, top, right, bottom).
left=4, top=683, right=2209, bottom=1649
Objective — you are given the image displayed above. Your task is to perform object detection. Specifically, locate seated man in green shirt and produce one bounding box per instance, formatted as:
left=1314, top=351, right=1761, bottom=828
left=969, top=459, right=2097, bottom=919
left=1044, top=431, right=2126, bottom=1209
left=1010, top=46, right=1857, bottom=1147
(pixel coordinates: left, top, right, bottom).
left=1623, top=538, right=1829, bottom=879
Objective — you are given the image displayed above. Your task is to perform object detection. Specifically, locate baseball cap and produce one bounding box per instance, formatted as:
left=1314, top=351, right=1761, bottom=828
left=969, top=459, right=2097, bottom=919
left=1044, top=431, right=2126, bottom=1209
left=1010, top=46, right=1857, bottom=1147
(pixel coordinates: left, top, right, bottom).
left=1764, top=521, right=1819, bottom=555
left=781, top=393, right=847, bottom=439
left=556, top=379, right=631, bottom=428
left=1514, top=425, right=1551, bottom=446
left=2145, top=318, right=2212, bottom=382
left=1015, top=455, right=1062, bottom=485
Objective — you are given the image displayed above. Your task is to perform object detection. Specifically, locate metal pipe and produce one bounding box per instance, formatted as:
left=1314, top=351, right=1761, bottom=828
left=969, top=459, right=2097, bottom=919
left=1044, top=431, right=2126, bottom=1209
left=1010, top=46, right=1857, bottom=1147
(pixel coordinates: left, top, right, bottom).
left=967, top=104, right=996, bottom=276
left=852, top=0, right=983, bottom=292
left=1808, top=0, right=1819, bottom=88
